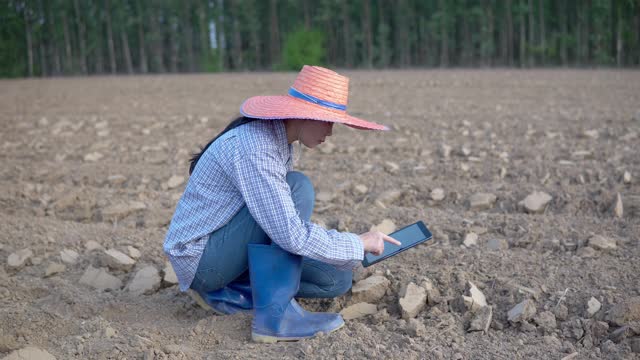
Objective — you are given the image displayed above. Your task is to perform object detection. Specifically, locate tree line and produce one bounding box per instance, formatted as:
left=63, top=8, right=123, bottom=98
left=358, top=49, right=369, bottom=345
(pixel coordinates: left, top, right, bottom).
left=2, top=0, right=639, bottom=78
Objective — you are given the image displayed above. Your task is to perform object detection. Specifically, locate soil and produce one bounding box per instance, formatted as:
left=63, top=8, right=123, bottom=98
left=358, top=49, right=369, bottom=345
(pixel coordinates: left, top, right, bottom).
left=1, top=70, right=639, bottom=359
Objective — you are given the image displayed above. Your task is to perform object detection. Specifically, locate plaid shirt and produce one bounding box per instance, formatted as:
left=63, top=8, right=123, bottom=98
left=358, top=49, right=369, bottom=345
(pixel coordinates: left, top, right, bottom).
left=164, top=120, right=364, bottom=291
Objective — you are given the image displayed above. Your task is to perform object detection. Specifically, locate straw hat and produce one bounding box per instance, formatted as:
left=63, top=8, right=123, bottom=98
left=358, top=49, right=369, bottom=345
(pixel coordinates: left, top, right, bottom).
left=240, top=65, right=388, bottom=131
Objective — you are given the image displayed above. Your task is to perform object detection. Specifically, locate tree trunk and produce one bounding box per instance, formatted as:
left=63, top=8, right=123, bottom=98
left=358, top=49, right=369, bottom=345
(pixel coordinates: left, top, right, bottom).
left=616, top=2, right=622, bottom=67
left=136, top=0, right=148, bottom=74
left=105, top=0, right=116, bottom=74
left=169, top=15, right=179, bottom=72
left=539, top=0, right=545, bottom=64
left=269, top=0, right=280, bottom=67
left=558, top=0, right=567, bottom=66
left=183, top=1, right=195, bottom=72
left=303, top=0, right=310, bottom=30
left=149, top=2, right=164, bottom=73
left=121, top=30, right=134, bottom=74
left=377, top=0, right=389, bottom=67
left=528, top=0, right=534, bottom=66
left=439, top=0, right=448, bottom=67
left=519, top=1, right=526, bottom=67
left=62, top=10, right=73, bottom=74
left=198, top=0, right=209, bottom=71
left=73, top=0, right=87, bottom=74
left=506, top=0, right=514, bottom=66
left=232, top=15, right=242, bottom=70
left=23, top=5, right=34, bottom=77
left=216, top=0, right=225, bottom=70
left=47, top=1, right=61, bottom=75
left=342, top=1, right=352, bottom=67
left=362, top=0, right=373, bottom=68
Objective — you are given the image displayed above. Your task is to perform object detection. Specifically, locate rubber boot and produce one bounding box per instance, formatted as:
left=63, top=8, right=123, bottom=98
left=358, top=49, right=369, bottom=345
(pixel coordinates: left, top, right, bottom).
left=248, top=244, right=345, bottom=343
left=188, top=280, right=253, bottom=315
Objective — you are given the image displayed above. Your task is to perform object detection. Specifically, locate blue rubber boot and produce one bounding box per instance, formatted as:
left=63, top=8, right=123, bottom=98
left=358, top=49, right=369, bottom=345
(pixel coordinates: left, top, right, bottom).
left=188, top=280, right=253, bottom=315
left=248, top=244, right=345, bottom=343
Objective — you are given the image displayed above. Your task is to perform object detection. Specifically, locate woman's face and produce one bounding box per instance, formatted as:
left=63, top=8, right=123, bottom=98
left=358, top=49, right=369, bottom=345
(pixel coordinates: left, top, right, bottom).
left=299, top=120, right=334, bottom=148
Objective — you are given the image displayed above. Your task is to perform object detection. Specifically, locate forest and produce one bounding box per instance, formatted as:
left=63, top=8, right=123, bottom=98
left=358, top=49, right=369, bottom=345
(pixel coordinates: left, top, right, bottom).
left=2, top=0, right=639, bottom=77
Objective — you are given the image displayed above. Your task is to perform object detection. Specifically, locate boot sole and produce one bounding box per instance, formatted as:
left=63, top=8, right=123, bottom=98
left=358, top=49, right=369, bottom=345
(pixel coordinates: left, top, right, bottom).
left=187, top=289, right=224, bottom=315
left=251, top=321, right=345, bottom=343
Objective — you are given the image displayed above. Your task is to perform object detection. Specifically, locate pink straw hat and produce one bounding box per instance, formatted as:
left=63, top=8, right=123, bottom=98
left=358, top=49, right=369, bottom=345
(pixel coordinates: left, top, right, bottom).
left=240, top=65, right=389, bottom=131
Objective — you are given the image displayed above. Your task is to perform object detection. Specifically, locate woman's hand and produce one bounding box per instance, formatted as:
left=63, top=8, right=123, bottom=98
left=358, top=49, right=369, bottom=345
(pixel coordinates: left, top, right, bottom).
left=358, top=231, right=401, bottom=256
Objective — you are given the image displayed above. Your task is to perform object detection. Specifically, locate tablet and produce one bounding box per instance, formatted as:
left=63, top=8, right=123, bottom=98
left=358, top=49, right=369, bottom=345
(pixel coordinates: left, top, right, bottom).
left=361, top=221, right=432, bottom=267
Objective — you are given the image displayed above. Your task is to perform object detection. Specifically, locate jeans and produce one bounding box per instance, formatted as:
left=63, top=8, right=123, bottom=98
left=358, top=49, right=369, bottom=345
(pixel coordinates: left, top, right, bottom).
left=190, top=171, right=352, bottom=299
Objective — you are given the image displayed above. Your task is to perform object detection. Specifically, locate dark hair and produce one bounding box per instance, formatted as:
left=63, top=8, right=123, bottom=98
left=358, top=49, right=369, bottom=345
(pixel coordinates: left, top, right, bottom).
left=189, top=116, right=257, bottom=175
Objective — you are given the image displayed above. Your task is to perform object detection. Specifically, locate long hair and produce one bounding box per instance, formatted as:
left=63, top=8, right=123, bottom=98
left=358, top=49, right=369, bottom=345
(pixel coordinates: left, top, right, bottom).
left=189, top=116, right=257, bottom=175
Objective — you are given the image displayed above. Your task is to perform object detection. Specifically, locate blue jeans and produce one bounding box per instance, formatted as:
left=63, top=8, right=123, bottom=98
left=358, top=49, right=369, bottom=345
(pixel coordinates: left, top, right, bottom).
left=190, top=171, right=352, bottom=299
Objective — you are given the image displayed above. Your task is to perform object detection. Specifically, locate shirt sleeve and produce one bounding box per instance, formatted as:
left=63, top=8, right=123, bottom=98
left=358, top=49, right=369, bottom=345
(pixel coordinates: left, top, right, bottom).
left=229, top=145, right=364, bottom=270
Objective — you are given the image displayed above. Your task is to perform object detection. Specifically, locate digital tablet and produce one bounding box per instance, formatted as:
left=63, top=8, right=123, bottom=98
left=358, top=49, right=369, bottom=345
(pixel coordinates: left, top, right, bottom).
left=362, top=221, right=433, bottom=267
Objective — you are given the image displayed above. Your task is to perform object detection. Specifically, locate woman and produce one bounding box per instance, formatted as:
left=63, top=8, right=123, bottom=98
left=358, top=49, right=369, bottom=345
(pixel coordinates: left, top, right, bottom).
left=164, top=65, right=400, bottom=343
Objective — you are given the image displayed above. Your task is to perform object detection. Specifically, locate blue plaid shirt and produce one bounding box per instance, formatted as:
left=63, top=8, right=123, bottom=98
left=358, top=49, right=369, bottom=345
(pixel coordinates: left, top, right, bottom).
left=164, top=120, right=364, bottom=291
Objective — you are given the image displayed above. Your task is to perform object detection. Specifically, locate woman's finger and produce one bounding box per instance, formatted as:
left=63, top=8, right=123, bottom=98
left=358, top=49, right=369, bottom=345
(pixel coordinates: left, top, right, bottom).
left=382, top=234, right=401, bottom=246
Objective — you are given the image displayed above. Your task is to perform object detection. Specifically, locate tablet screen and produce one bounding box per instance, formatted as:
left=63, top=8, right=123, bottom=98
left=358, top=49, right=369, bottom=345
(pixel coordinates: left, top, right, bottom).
left=363, top=221, right=431, bottom=266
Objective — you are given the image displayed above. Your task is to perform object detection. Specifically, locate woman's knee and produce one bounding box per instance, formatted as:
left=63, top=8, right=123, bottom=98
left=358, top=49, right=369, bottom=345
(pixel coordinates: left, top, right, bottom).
left=286, top=171, right=315, bottom=219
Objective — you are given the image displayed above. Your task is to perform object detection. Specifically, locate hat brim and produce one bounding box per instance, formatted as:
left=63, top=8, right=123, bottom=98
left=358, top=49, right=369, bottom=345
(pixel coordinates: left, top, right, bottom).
left=240, top=95, right=389, bottom=131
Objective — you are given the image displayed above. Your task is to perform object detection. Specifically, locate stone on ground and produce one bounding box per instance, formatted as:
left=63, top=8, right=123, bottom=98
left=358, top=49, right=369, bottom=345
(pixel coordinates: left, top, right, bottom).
left=463, top=232, right=478, bottom=247
left=399, top=282, right=427, bottom=319
left=166, top=175, right=185, bottom=189
left=127, top=246, right=141, bottom=259
left=406, top=318, right=427, bottom=338
left=102, top=201, right=146, bottom=219
left=533, top=311, right=557, bottom=332
left=519, top=191, right=553, bottom=214
left=79, top=266, right=122, bottom=291
left=315, top=191, right=334, bottom=202
left=85, top=240, right=103, bottom=252
left=375, top=189, right=403, bottom=207
left=507, top=299, right=537, bottom=323
left=370, top=219, right=396, bottom=235
left=430, top=188, right=445, bottom=201
left=588, top=235, right=617, bottom=251
left=353, top=184, right=368, bottom=195
left=44, top=263, right=66, bottom=277
left=7, top=249, right=33, bottom=269
left=340, top=303, right=377, bottom=320
left=127, top=265, right=161, bottom=295
left=59, top=249, right=79, bottom=264
left=468, top=305, right=492, bottom=332
left=587, top=297, right=602, bottom=317
left=623, top=171, right=631, bottom=184
left=384, top=161, right=400, bottom=173
left=84, top=152, right=103, bottom=162
left=613, top=193, right=623, bottom=218
left=607, top=297, right=640, bottom=326
left=421, top=278, right=442, bottom=305
left=487, top=238, right=509, bottom=251
left=463, top=281, right=488, bottom=312
left=351, top=275, right=390, bottom=303
left=468, top=193, right=497, bottom=210
left=2, top=346, right=56, bottom=360
left=102, top=248, right=136, bottom=271
left=162, top=262, right=178, bottom=285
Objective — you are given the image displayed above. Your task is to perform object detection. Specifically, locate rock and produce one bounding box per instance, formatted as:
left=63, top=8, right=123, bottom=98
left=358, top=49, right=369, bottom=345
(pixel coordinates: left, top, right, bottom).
left=7, top=249, right=33, bottom=269
left=319, top=142, right=335, bottom=154
left=613, top=193, right=623, bottom=218
left=487, top=238, right=509, bottom=251
left=406, top=318, right=427, bottom=338
left=519, top=191, right=553, bottom=214
left=104, top=326, right=117, bottom=338
left=590, top=321, right=610, bottom=344
left=370, top=219, right=396, bottom=235
left=543, top=335, right=562, bottom=348
left=507, top=299, right=537, bottom=323
left=107, top=174, right=127, bottom=185
left=375, top=189, right=403, bottom=207
left=59, top=249, right=79, bottom=264
left=630, top=337, right=640, bottom=353
left=587, top=297, right=602, bottom=317
left=609, top=325, right=634, bottom=343
left=463, top=281, right=487, bottom=312
left=468, top=306, right=493, bottom=332
left=44, top=263, right=66, bottom=277
left=166, top=175, right=185, bottom=189
left=2, top=346, right=56, bottom=360
left=583, top=129, right=599, bottom=139
left=623, top=171, right=631, bottom=184
left=468, top=193, right=497, bottom=210
left=163, top=262, right=178, bottom=285
left=399, top=282, right=427, bottom=319
left=340, top=303, right=377, bottom=320
left=534, top=311, right=557, bottom=332
left=421, top=278, right=442, bottom=305
left=463, top=232, right=478, bottom=247
left=577, top=246, right=597, bottom=258
left=85, top=240, right=103, bottom=252
left=126, top=265, right=161, bottom=295
left=431, top=188, right=445, bottom=201
left=316, top=191, right=334, bottom=202
left=588, top=235, right=617, bottom=251
left=127, top=246, right=141, bottom=259
left=351, top=275, right=390, bottom=303
left=102, top=248, right=136, bottom=271
left=353, top=184, right=368, bottom=195
left=79, top=266, right=122, bottom=291
left=553, top=304, right=569, bottom=321
left=440, top=144, right=452, bottom=158
left=102, top=201, right=146, bottom=220
left=384, top=161, right=400, bottom=173
left=607, top=297, right=640, bottom=326
left=84, top=152, right=103, bottom=162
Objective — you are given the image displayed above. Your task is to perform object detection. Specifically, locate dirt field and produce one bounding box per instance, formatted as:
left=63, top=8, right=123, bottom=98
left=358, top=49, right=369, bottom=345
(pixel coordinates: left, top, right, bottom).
left=1, top=70, right=639, bottom=359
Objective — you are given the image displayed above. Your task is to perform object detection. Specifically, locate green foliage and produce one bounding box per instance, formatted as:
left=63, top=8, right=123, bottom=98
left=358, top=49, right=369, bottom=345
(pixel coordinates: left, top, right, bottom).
left=0, top=2, right=26, bottom=77
left=279, top=29, right=326, bottom=71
